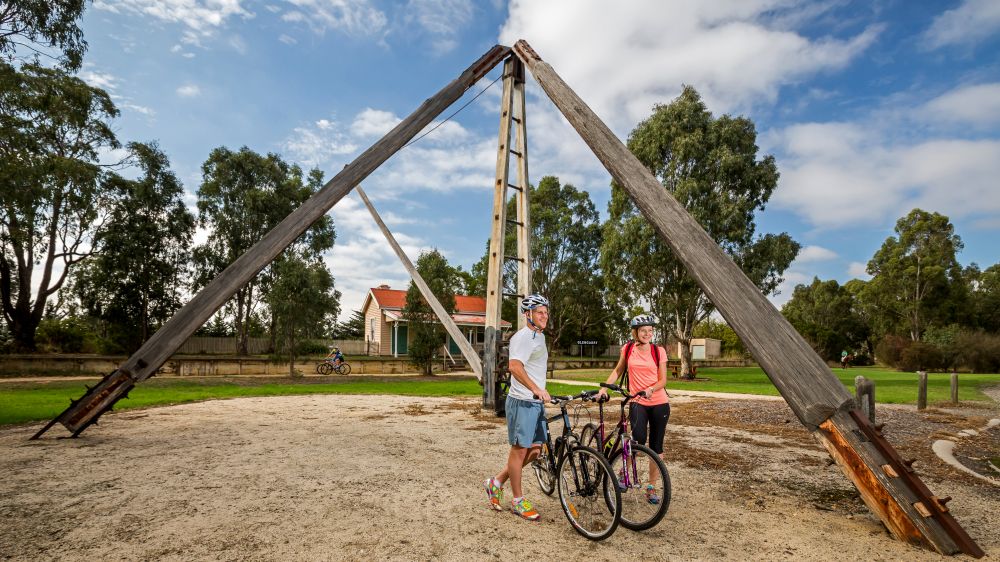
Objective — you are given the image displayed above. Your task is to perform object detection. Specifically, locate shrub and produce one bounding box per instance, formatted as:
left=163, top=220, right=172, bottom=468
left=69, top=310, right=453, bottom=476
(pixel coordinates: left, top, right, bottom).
left=295, top=340, right=329, bottom=357
left=898, top=342, right=945, bottom=372
left=35, top=317, right=98, bottom=353
left=955, top=330, right=1000, bottom=373
left=875, top=335, right=910, bottom=368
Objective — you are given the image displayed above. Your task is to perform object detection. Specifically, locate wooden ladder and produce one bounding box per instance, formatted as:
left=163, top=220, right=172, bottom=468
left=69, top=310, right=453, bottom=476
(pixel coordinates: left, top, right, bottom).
left=482, top=55, right=532, bottom=414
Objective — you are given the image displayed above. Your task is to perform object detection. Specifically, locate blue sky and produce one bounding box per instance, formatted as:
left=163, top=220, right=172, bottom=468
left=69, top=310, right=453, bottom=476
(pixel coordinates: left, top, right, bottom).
left=76, top=0, right=1000, bottom=320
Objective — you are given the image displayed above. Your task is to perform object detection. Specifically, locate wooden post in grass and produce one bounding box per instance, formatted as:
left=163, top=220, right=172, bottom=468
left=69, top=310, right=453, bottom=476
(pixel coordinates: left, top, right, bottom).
left=854, top=376, right=875, bottom=423
left=950, top=372, right=958, bottom=405
left=917, top=371, right=928, bottom=410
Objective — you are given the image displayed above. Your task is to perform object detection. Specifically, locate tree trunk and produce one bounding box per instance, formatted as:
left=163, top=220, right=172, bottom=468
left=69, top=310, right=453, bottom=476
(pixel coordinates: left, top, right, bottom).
left=678, top=337, right=693, bottom=379
left=11, top=314, right=39, bottom=352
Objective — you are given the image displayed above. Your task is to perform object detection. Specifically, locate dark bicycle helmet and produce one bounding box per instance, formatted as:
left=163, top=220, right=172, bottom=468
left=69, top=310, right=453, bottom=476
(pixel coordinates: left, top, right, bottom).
left=519, top=293, right=550, bottom=313
left=630, top=313, right=657, bottom=328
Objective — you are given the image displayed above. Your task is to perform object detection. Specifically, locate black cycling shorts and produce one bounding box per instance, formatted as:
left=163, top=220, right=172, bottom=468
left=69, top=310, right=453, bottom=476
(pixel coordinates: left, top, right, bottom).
left=628, top=402, right=670, bottom=455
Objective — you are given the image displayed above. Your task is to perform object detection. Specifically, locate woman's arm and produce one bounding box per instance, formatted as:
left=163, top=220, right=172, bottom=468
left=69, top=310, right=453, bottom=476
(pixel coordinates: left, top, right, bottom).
left=598, top=348, right=628, bottom=397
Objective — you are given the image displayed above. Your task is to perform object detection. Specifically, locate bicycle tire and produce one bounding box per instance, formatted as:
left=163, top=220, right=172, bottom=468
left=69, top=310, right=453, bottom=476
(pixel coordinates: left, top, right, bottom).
left=336, top=363, right=351, bottom=375
left=318, top=363, right=332, bottom=375
left=557, top=445, right=621, bottom=541
left=606, top=442, right=671, bottom=531
left=315, top=363, right=324, bottom=374
left=532, top=442, right=556, bottom=496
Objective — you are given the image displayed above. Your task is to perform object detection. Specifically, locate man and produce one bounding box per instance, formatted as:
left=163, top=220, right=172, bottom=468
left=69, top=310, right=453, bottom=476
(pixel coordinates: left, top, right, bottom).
left=483, top=294, right=551, bottom=520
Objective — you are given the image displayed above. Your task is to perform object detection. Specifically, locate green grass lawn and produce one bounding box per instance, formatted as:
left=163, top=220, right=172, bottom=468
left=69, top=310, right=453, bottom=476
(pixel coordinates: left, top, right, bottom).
left=2, top=367, right=996, bottom=429
left=0, top=376, right=586, bottom=427
left=554, top=366, right=1000, bottom=405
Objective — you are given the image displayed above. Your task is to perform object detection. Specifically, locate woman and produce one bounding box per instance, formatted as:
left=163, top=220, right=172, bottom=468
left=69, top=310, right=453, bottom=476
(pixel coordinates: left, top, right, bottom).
left=597, top=314, right=669, bottom=503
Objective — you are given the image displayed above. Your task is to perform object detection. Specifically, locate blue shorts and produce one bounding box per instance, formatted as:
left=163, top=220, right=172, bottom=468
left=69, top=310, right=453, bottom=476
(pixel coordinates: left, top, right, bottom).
left=506, top=396, right=547, bottom=448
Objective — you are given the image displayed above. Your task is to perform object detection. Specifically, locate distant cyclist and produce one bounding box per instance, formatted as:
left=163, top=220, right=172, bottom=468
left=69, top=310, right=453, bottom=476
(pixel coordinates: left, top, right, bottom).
left=326, top=346, right=344, bottom=368
left=597, top=313, right=669, bottom=504
left=483, top=294, right=551, bottom=521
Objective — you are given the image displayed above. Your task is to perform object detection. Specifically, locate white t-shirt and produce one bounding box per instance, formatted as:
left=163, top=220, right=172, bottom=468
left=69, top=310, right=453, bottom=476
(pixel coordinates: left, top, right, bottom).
left=507, top=327, right=548, bottom=402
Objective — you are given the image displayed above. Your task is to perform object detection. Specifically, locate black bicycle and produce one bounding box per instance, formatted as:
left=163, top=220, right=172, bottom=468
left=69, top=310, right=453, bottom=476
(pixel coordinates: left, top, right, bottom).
left=579, top=382, right=671, bottom=531
left=530, top=390, right=622, bottom=541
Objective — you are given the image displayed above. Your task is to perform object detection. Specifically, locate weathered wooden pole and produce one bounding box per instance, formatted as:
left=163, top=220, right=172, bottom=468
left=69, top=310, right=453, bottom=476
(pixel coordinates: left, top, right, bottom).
left=854, top=375, right=875, bottom=423
left=33, top=44, right=511, bottom=439
left=482, top=57, right=517, bottom=412
left=355, top=185, right=483, bottom=381
left=511, top=39, right=982, bottom=557
left=918, top=371, right=928, bottom=410
left=950, top=372, right=958, bottom=404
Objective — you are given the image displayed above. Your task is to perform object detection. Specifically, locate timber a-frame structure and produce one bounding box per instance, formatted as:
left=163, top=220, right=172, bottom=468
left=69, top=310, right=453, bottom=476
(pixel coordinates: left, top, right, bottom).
left=33, top=41, right=983, bottom=557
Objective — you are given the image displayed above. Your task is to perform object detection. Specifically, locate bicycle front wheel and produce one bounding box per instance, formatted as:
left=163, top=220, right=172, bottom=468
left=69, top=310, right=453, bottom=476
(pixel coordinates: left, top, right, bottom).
left=607, top=442, right=671, bottom=531
left=532, top=442, right=555, bottom=496
left=557, top=445, right=620, bottom=541
left=318, top=363, right=332, bottom=375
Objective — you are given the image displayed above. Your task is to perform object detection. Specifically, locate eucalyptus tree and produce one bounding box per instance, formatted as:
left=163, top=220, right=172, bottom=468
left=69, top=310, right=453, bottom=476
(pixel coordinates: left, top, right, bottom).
left=0, top=62, right=119, bottom=350
left=72, top=142, right=195, bottom=353
left=601, top=86, right=799, bottom=377
left=268, top=255, right=340, bottom=376
left=469, top=176, right=609, bottom=350
left=0, top=0, right=87, bottom=69
left=192, top=148, right=334, bottom=354
left=782, top=277, right=870, bottom=361
left=863, top=209, right=963, bottom=341
left=402, top=249, right=458, bottom=375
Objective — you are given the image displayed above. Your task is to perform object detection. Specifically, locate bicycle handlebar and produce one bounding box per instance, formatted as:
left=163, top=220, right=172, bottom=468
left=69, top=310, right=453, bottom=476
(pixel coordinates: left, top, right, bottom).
left=534, top=389, right=599, bottom=404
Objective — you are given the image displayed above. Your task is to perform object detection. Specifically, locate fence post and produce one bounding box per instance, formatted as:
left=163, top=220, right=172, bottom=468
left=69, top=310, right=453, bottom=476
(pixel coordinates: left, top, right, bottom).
left=854, top=375, right=876, bottom=423
left=917, top=370, right=928, bottom=410
left=950, top=372, right=959, bottom=404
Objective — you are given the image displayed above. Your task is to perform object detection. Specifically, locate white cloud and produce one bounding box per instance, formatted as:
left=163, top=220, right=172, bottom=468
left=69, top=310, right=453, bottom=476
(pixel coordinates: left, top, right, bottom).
left=282, top=118, right=358, bottom=168
left=499, top=0, right=879, bottom=129
left=795, top=245, right=838, bottom=262
left=278, top=33, right=297, bottom=45
left=94, top=0, right=254, bottom=44
left=924, top=0, right=1000, bottom=49
left=770, top=122, right=1000, bottom=229
left=350, top=108, right=402, bottom=138
left=921, top=83, right=1000, bottom=127
left=847, top=261, right=869, bottom=279
left=282, top=0, right=387, bottom=36
left=325, top=193, right=437, bottom=318
left=177, top=84, right=202, bottom=97
left=78, top=69, right=118, bottom=91
left=228, top=34, right=248, bottom=54
left=405, top=0, right=474, bottom=54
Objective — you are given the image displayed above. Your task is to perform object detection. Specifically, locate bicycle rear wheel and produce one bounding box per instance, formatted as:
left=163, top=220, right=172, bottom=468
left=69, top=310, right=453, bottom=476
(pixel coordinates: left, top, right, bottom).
left=336, top=363, right=351, bottom=375
left=607, top=442, right=670, bottom=531
left=532, top=442, right=555, bottom=496
left=557, top=445, right=620, bottom=541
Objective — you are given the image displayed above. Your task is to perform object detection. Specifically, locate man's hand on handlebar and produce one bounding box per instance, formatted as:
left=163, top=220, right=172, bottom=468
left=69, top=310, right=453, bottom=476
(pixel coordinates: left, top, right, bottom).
left=534, top=388, right=552, bottom=403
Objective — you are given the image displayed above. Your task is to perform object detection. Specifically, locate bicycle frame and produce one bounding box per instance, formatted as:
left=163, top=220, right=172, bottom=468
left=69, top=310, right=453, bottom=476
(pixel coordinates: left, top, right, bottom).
left=539, top=392, right=599, bottom=490
left=594, top=385, right=641, bottom=489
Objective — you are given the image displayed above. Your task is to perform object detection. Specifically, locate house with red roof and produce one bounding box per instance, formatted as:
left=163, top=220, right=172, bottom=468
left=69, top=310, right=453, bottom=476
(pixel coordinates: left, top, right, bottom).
left=361, top=285, right=511, bottom=357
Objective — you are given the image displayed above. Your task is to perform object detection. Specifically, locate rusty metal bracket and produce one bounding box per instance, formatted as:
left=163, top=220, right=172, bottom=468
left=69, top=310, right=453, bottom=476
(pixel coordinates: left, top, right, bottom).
left=849, top=410, right=984, bottom=558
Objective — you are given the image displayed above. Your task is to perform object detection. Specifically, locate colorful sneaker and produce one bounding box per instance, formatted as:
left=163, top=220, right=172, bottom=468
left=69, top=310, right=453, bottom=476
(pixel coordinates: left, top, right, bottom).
left=645, top=484, right=660, bottom=505
left=483, top=478, right=503, bottom=511
left=511, top=497, right=540, bottom=521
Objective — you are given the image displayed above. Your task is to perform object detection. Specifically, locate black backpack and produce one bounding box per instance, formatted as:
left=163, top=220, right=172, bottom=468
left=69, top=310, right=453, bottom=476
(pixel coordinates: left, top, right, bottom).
left=616, top=340, right=661, bottom=391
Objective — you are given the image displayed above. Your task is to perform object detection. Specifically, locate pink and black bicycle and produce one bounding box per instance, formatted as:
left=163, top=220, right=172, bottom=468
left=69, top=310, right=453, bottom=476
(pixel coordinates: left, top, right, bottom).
left=580, top=382, right=671, bottom=531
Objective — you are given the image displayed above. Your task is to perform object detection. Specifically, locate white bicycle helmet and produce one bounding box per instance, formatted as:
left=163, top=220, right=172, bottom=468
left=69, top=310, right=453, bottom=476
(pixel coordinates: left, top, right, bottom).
left=630, top=313, right=657, bottom=328
left=519, top=293, right=550, bottom=313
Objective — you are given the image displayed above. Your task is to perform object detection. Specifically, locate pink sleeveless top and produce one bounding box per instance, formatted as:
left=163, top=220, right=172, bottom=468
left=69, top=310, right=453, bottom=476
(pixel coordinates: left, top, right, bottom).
left=624, top=344, right=668, bottom=406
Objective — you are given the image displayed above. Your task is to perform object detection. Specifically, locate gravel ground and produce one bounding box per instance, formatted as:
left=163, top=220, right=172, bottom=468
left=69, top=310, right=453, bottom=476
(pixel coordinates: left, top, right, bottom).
left=0, top=393, right=996, bottom=561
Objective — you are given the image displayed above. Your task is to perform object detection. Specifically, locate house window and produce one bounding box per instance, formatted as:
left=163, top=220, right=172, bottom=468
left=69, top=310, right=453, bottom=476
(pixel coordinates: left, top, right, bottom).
left=370, top=319, right=376, bottom=340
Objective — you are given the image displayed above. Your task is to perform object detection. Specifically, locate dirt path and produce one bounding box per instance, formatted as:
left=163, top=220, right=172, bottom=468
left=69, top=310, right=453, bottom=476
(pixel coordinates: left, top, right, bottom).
left=1, top=395, right=996, bottom=561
